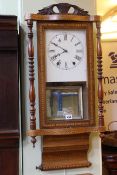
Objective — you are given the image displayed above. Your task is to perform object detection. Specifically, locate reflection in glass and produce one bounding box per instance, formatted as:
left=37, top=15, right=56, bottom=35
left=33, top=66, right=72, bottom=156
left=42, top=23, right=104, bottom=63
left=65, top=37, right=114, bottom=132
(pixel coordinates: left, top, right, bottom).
left=46, top=87, right=83, bottom=120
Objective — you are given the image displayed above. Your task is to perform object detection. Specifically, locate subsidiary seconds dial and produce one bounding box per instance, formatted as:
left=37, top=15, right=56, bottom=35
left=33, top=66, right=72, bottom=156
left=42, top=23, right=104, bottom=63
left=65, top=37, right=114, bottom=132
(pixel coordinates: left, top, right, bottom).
left=48, top=33, right=84, bottom=70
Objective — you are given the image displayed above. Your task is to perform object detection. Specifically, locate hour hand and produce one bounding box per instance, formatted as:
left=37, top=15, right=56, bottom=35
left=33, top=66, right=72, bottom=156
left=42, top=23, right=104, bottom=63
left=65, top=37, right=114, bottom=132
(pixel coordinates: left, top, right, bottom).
left=51, top=50, right=67, bottom=61
left=51, top=42, right=68, bottom=52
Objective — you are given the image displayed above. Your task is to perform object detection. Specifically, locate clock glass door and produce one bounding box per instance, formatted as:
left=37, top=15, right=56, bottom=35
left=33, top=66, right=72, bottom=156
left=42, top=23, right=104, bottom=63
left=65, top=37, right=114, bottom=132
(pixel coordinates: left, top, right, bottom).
left=37, top=21, right=95, bottom=126
left=44, top=26, right=88, bottom=121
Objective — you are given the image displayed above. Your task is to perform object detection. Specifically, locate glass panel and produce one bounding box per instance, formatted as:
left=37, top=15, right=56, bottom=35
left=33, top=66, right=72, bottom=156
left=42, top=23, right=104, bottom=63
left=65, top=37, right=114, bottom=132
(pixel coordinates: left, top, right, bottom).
left=46, top=86, right=83, bottom=120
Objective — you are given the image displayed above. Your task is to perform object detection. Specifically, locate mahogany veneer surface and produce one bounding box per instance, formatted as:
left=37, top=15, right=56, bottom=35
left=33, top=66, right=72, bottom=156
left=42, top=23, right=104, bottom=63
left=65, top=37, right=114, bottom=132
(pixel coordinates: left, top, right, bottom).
left=0, top=15, right=19, bottom=175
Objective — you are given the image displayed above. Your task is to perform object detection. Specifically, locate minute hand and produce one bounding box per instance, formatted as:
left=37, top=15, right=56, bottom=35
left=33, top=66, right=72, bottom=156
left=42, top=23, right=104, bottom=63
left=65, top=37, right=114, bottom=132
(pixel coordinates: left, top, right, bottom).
left=51, top=42, right=68, bottom=52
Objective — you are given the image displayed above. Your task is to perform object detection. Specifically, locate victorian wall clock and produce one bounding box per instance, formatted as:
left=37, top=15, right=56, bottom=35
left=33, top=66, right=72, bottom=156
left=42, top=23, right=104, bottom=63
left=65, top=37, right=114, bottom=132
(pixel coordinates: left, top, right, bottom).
left=25, top=3, right=105, bottom=171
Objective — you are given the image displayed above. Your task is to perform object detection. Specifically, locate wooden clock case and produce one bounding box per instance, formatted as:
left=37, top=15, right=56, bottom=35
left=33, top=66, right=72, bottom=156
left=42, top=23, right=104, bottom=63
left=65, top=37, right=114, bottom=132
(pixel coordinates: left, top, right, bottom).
left=25, top=3, right=105, bottom=171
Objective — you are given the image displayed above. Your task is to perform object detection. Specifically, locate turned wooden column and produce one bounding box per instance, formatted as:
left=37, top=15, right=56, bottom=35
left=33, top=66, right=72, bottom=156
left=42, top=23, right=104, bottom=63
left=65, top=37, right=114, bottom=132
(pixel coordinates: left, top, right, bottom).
left=96, top=21, right=104, bottom=128
left=27, top=19, right=36, bottom=147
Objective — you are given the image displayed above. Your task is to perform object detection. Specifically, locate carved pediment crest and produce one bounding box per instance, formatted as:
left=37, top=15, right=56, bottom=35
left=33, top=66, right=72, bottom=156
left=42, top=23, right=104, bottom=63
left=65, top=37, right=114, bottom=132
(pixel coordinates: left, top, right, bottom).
left=38, top=3, right=89, bottom=16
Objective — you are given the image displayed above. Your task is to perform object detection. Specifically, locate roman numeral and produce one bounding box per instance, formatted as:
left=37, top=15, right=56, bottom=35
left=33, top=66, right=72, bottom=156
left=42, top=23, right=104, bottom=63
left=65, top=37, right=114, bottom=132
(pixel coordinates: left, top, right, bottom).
left=56, top=60, right=61, bottom=66
left=50, top=53, right=60, bottom=61
left=64, top=34, right=67, bottom=41
left=50, top=42, right=57, bottom=46
left=71, top=36, right=74, bottom=42
left=76, top=49, right=83, bottom=53
left=74, top=55, right=81, bottom=61
left=75, top=41, right=81, bottom=46
left=50, top=55, right=57, bottom=61
left=58, top=38, right=61, bottom=42
left=72, top=61, right=76, bottom=66
left=65, top=62, right=68, bottom=69
left=49, top=50, right=55, bottom=52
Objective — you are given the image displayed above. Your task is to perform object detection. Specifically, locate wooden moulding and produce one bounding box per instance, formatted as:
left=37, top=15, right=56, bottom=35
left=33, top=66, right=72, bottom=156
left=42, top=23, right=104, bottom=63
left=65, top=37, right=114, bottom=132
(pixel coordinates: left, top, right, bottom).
left=27, top=127, right=105, bottom=137
left=27, top=126, right=105, bottom=171
left=77, top=174, right=93, bottom=175
left=25, top=13, right=101, bottom=22
left=36, top=134, right=91, bottom=170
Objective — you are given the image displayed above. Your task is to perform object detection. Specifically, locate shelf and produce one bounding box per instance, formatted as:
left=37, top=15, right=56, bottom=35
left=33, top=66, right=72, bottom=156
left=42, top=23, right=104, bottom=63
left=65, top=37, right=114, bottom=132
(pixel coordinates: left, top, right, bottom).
left=27, top=126, right=105, bottom=137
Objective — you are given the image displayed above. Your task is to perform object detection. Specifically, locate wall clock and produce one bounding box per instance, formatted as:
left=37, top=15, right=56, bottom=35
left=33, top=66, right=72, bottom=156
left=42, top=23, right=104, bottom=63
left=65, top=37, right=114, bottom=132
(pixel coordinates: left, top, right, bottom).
left=25, top=3, right=105, bottom=171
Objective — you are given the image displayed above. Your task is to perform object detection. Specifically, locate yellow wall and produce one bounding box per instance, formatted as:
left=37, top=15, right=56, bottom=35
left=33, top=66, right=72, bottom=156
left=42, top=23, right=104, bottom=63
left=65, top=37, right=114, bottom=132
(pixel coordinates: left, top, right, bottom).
left=97, top=1, right=117, bottom=174
left=97, top=0, right=117, bottom=130
left=97, top=0, right=117, bottom=15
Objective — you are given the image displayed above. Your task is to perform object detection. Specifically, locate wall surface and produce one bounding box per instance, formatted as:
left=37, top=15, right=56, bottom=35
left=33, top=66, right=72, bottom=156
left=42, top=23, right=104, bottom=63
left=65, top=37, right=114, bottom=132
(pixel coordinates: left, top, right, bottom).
left=97, top=1, right=117, bottom=174
left=0, top=0, right=18, bottom=15
left=0, top=0, right=102, bottom=175
left=96, top=0, right=117, bottom=16
left=102, top=41, right=117, bottom=130
left=97, top=0, right=117, bottom=130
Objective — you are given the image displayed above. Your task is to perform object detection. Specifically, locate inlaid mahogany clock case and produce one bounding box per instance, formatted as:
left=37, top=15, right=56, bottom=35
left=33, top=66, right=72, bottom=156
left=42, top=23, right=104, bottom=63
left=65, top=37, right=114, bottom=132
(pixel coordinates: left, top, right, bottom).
left=25, top=3, right=104, bottom=171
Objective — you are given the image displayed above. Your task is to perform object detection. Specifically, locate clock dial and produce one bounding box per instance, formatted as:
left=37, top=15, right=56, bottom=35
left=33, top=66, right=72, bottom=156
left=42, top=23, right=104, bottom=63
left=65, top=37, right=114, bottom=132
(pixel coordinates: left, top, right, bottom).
left=48, top=33, right=83, bottom=70
left=46, top=29, right=87, bottom=82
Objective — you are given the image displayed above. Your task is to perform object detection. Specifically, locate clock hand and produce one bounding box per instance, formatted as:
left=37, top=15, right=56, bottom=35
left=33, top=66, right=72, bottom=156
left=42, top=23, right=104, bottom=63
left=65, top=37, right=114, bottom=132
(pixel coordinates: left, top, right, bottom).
left=51, top=42, right=68, bottom=52
left=58, top=50, right=67, bottom=55
left=51, top=50, right=67, bottom=61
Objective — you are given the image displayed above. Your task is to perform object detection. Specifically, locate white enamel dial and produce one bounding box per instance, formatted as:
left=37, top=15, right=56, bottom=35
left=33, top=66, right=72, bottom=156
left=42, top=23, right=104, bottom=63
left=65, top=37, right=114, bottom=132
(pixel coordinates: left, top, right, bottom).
left=46, top=29, right=87, bottom=82
left=48, top=33, right=83, bottom=70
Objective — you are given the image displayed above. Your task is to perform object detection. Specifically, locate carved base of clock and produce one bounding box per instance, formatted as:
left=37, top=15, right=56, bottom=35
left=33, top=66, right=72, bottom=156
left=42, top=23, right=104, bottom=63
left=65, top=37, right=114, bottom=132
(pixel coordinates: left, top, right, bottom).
left=38, top=133, right=91, bottom=171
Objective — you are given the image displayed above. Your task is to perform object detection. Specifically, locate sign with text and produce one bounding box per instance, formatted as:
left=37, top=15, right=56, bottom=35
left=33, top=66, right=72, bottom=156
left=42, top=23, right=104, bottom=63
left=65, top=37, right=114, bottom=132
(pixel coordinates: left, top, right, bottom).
left=102, top=41, right=117, bottom=130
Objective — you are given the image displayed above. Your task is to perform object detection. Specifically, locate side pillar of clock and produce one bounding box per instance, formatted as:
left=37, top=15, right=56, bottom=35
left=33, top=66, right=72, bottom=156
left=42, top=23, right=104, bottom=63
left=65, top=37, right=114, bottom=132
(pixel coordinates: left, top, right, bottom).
left=39, top=133, right=91, bottom=170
